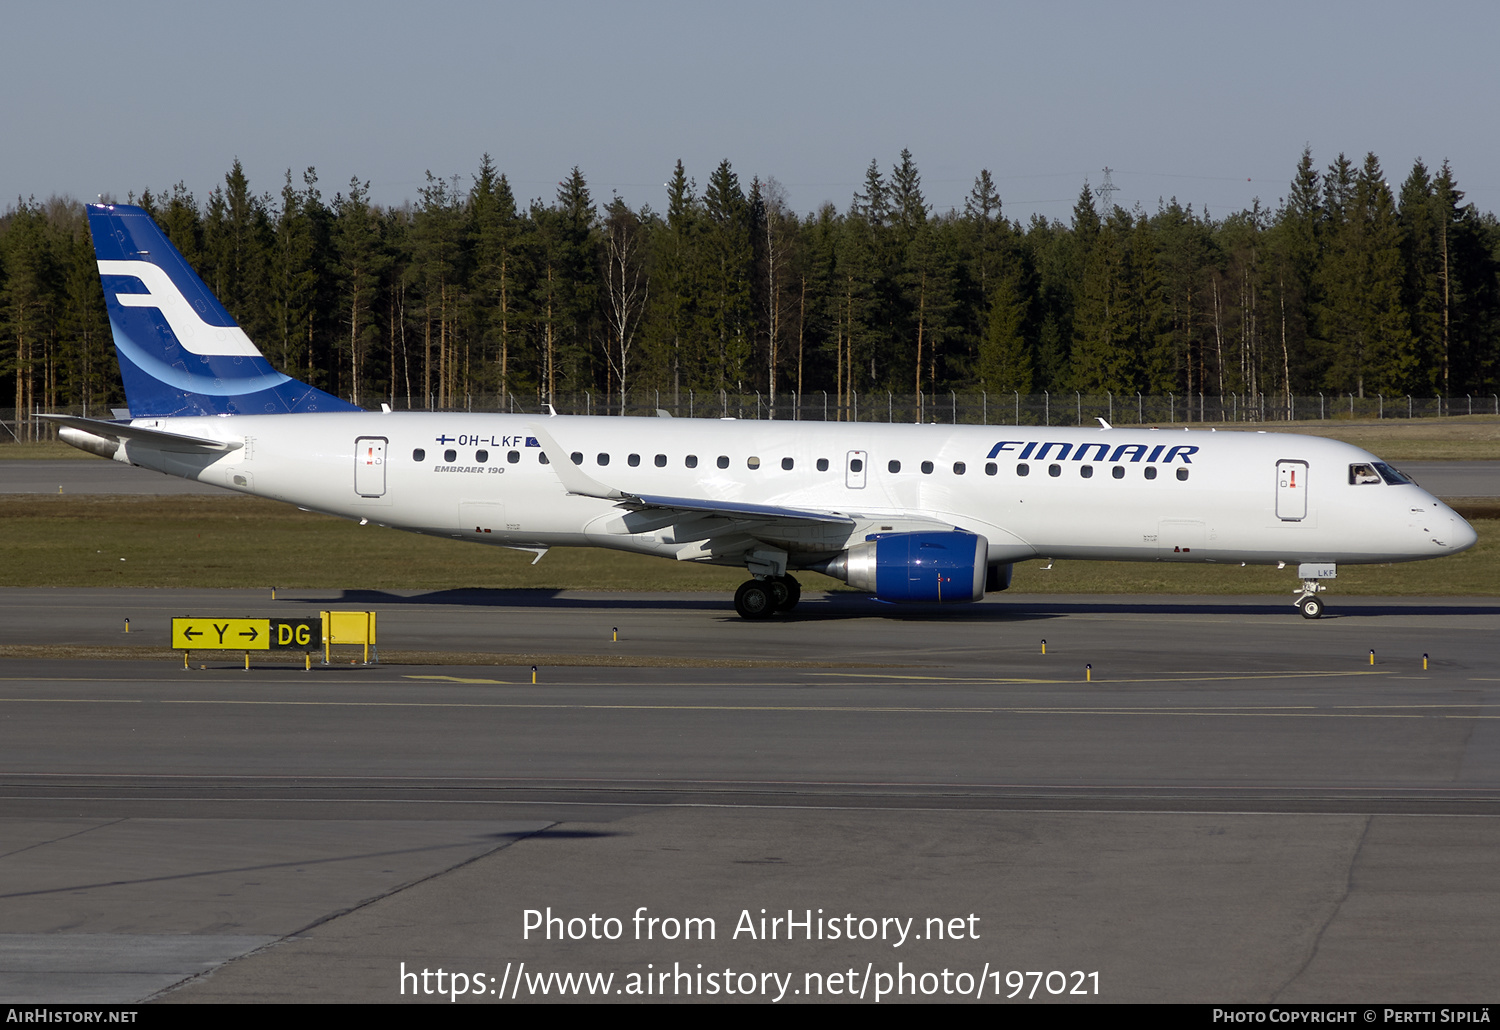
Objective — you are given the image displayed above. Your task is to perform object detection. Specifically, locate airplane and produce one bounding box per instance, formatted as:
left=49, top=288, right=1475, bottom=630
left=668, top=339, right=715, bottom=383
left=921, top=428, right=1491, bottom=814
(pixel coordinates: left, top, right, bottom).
left=43, top=203, right=1478, bottom=620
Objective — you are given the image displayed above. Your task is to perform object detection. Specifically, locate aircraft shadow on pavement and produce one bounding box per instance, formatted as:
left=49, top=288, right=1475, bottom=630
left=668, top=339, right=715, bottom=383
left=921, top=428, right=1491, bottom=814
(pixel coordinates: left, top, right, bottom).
left=286, top=589, right=1500, bottom=623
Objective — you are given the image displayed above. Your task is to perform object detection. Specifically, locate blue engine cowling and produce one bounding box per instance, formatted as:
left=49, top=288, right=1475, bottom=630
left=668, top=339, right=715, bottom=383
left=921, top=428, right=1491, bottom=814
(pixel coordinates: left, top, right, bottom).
left=835, top=531, right=988, bottom=603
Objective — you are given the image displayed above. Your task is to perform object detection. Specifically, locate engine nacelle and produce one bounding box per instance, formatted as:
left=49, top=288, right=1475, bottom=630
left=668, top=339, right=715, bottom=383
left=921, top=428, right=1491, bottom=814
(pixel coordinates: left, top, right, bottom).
left=820, top=531, right=988, bottom=603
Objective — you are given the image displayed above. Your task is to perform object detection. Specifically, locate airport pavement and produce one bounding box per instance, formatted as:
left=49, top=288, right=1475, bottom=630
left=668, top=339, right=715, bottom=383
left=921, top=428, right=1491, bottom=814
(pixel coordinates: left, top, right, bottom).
left=1, top=588, right=1498, bottom=1003
left=0, top=459, right=230, bottom=495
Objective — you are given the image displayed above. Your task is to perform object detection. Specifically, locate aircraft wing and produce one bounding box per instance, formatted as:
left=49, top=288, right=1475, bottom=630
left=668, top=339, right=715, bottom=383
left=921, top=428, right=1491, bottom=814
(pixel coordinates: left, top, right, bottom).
left=617, top=492, right=854, bottom=526
left=37, top=414, right=243, bottom=453
left=526, top=422, right=854, bottom=527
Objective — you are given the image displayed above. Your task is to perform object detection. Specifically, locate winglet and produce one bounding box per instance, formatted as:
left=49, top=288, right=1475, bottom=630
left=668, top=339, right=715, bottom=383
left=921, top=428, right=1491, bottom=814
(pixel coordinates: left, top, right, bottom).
left=525, top=422, right=633, bottom=501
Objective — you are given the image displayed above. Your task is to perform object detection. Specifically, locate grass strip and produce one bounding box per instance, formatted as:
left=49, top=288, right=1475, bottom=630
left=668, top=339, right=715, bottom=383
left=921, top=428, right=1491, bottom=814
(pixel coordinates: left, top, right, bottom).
left=1, top=494, right=1494, bottom=595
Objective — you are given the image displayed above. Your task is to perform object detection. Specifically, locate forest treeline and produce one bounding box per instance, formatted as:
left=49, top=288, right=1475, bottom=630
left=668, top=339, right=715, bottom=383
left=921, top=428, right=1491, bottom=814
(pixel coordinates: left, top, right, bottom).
left=3, top=147, right=1498, bottom=427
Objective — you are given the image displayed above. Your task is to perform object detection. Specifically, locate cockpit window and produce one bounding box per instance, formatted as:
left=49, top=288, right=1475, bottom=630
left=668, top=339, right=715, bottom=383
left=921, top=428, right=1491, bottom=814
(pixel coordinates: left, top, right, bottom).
left=1372, top=461, right=1414, bottom=486
left=1349, top=463, right=1382, bottom=485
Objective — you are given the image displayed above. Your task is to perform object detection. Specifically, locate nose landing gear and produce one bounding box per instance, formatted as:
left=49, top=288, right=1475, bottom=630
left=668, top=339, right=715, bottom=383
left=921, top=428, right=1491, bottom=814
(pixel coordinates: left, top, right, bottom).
left=1296, top=594, right=1325, bottom=619
left=1292, top=562, right=1336, bottom=619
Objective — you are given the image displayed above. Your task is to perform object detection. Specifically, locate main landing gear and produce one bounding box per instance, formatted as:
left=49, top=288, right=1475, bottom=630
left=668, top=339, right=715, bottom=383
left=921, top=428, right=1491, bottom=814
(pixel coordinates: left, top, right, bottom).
left=734, top=576, right=802, bottom=619
left=1292, top=562, right=1336, bottom=619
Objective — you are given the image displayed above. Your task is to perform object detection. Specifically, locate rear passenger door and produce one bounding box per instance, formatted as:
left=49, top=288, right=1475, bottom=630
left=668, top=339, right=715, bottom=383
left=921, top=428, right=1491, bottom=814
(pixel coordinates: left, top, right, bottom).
left=355, top=436, right=387, bottom=497
left=1276, top=460, right=1307, bottom=521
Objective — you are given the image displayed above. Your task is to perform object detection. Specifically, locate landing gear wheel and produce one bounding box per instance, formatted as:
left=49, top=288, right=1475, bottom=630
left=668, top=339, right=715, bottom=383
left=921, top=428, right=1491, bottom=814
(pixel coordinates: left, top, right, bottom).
left=777, top=575, right=802, bottom=612
left=1298, top=596, right=1325, bottom=619
left=734, top=579, right=776, bottom=620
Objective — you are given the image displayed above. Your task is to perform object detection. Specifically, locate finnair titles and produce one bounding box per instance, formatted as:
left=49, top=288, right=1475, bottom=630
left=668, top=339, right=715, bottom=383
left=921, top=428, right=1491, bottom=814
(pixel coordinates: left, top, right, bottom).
left=44, top=204, right=1477, bottom=619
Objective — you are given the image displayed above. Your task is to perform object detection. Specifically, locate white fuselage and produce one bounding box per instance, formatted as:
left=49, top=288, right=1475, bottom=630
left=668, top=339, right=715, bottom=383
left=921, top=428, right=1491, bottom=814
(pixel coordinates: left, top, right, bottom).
left=98, top=412, right=1475, bottom=572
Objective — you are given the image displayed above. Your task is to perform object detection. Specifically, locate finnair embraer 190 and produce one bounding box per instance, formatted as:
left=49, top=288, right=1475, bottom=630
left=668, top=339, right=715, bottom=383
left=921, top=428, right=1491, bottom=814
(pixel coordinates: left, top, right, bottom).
left=46, top=204, right=1476, bottom=619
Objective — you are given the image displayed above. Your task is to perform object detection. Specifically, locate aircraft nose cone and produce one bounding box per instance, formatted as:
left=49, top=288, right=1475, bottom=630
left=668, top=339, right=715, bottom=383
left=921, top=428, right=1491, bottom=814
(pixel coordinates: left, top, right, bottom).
left=1450, top=514, right=1479, bottom=554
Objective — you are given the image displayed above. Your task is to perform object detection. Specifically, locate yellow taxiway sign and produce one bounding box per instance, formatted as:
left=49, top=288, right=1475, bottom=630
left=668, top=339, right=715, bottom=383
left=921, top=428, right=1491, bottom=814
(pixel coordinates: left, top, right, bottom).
left=172, top=618, right=321, bottom=650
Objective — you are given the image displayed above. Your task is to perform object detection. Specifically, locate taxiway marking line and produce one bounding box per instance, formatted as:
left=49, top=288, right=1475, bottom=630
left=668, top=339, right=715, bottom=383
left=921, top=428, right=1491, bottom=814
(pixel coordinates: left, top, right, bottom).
left=1, top=697, right=1499, bottom=718
left=812, top=670, right=1391, bottom=684
left=1, top=796, right=1497, bottom=817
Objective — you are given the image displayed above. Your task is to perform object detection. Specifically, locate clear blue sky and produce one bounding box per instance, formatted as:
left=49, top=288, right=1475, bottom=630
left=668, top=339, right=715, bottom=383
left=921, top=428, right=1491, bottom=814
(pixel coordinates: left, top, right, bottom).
left=6, top=1, right=1497, bottom=223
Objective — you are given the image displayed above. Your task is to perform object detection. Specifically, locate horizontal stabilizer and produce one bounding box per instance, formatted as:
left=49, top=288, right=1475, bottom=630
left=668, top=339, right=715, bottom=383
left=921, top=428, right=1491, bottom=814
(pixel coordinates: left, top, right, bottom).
left=38, top=414, right=242, bottom=453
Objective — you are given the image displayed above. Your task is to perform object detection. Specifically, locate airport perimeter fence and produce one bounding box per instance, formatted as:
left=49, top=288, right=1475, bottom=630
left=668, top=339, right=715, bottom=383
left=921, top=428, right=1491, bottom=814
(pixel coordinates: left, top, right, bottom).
left=5, top=390, right=1500, bottom=443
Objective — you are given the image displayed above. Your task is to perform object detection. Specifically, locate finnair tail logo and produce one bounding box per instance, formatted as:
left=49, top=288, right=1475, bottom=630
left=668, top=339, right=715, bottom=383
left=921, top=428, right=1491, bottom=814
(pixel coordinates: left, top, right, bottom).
left=97, top=260, right=262, bottom=359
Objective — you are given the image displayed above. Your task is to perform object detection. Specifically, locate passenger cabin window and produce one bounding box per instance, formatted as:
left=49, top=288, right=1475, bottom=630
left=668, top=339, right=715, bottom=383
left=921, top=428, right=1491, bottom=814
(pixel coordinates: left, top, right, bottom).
left=507, top=450, right=520, bottom=463
left=953, top=462, right=966, bottom=475
left=1349, top=463, right=1382, bottom=485
left=685, top=455, right=698, bottom=468
left=597, top=453, right=610, bottom=466
left=628, top=454, right=640, bottom=467
left=921, top=461, right=934, bottom=474
left=781, top=457, right=794, bottom=470
left=747, top=456, right=761, bottom=469
left=1112, top=466, right=1125, bottom=479
left=655, top=454, right=667, bottom=467
left=476, top=450, right=488, bottom=463
left=570, top=452, right=583, bottom=465
left=888, top=460, right=901, bottom=473
left=1048, top=464, right=1061, bottom=477
left=816, top=458, right=829, bottom=472
left=1016, top=463, right=1030, bottom=477
left=1144, top=466, right=1158, bottom=480
left=849, top=458, right=864, bottom=473
left=1080, top=465, right=1093, bottom=479
left=444, top=449, right=457, bottom=462
left=413, top=448, right=425, bottom=461
left=539, top=452, right=550, bottom=464
left=984, top=462, right=996, bottom=476
left=717, top=455, right=730, bottom=469
left=1177, top=468, right=1189, bottom=481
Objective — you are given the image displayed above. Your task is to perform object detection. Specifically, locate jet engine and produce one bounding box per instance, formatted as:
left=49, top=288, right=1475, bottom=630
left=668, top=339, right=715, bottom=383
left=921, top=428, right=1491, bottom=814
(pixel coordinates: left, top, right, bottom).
left=816, top=531, right=988, bottom=603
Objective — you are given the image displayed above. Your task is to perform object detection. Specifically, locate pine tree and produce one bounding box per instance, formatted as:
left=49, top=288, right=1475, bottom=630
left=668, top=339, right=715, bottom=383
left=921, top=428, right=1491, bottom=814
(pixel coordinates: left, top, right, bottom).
left=1399, top=159, right=1444, bottom=393
left=271, top=169, right=321, bottom=377
left=1354, top=154, right=1415, bottom=396
left=1071, top=205, right=1133, bottom=393
left=1265, top=148, right=1322, bottom=400
left=643, top=160, right=701, bottom=403
left=1317, top=154, right=1364, bottom=394
left=1, top=201, right=59, bottom=438
left=332, top=178, right=387, bottom=407
left=977, top=258, right=1032, bottom=393
left=963, top=168, right=1007, bottom=336
left=469, top=155, right=524, bottom=401
left=412, top=172, right=466, bottom=406
left=702, top=160, right=752, bottom=392
left=890, top=148, right=928, bottom=244
left=553, top=167, right=599, bottom=397
left=203, top=160, right=272, bottom=345
left=56, top=206, right=115, bottom=414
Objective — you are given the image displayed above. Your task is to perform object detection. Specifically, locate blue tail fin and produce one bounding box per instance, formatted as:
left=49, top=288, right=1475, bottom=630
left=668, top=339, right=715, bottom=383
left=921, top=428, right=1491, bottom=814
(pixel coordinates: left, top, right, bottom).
left=86, top=203, right=360, bottom=417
